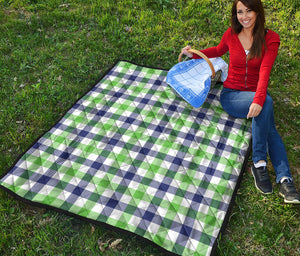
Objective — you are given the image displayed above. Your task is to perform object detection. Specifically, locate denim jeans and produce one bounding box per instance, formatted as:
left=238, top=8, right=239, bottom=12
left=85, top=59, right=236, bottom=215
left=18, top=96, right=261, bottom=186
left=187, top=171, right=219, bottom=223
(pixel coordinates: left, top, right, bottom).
left=220, top=87, right=292, bottom=183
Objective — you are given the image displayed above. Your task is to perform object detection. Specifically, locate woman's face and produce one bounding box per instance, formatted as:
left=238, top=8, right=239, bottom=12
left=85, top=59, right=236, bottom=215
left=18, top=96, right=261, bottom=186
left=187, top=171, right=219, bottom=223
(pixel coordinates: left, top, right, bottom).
left=236, top=1, right=257, bottom=30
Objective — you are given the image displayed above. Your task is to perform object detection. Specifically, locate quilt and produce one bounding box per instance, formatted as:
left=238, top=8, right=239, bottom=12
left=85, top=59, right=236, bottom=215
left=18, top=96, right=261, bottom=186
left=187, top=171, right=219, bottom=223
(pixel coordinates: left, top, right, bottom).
left=0, top=61, right=252, bottom=256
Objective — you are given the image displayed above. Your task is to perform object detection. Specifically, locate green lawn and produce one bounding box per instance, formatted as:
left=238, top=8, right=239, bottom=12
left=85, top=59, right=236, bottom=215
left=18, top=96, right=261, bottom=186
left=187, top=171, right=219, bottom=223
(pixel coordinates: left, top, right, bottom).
left=0, top=0, right=299, bottom=255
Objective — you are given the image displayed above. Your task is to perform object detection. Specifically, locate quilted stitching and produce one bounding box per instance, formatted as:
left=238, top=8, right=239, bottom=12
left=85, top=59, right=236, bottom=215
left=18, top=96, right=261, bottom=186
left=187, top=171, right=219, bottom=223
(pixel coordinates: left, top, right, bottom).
left=0, top=61, right=251, bottom=256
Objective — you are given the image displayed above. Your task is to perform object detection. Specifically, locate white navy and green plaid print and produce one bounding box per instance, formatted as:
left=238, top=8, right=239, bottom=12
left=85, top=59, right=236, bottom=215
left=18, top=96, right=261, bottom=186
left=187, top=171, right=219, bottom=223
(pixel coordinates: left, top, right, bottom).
left=0, top=61, right=252, bottom=256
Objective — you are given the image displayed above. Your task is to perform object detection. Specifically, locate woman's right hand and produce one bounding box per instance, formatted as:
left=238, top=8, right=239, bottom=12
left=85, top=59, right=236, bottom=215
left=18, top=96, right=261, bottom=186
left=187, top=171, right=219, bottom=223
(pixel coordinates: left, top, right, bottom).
left=181, top=45, right=193, bottom=58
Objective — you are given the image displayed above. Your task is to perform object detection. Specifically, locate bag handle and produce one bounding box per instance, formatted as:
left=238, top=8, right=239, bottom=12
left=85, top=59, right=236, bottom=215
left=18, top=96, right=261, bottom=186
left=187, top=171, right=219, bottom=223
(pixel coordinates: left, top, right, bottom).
left=178, top=49, right=216, bottom=78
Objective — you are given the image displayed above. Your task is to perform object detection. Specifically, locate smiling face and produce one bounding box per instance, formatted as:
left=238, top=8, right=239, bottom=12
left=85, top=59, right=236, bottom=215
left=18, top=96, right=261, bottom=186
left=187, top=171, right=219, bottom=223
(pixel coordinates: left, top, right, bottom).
left=236, top=1, right=257, bottom=31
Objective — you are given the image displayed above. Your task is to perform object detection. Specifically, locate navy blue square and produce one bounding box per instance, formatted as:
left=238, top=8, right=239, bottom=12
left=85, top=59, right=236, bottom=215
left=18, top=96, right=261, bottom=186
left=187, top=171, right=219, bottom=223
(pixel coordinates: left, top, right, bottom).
left=225, top=120, right=234, bottom=127
left=139, top=147, right=150, bottom=155
left=37, top=175, right=51, bottom=185
left=205, top=167, right=215, bottom=175
left=79, top=130, right=89, bottom=137
left=54, top=122, right=61, bottom=129
left=91, top=161, right=102, bottom=169
left=185, top=134, right=194, bottom=141
left=60, top=152, right=70, bottom=160
left=108, top=138, right=118, bottom=146
left=168, top=105, right=177, bottom=111
left=129, top=75, right=137, bottom=81
left=154, top=80, right=162, bottom=85
left=158, top=183, right=169, bottom=192
left=97, top=110, right=106, bottom=116
left=172, top=157, right=182, bottom=166
left=73, top=103, right=80, bottom=109
left=33, top=142, right=41, bottom=149
left=180, top=224, right=193, bottom=237
left=197, top=112, right=205, bottom=119
left=192, top=193, right=203, bottom=203
left=73, top=186, right=84, bottom=196
left=143, top=211, right=155, bottom=221
left=113, top=92, right=122, bottom=98
left=155, top=125, right=164, bottom=132
left=207, top=93, right=216, bottom=99
left=125, top=117, right=135, bottom=124
left=124, top=172, right=135, bottom=180
left=141, top=98, right=149, bottom=104
left=107, top=198, right=118, bottom=209
left=217, top=142, right=226, bottom=150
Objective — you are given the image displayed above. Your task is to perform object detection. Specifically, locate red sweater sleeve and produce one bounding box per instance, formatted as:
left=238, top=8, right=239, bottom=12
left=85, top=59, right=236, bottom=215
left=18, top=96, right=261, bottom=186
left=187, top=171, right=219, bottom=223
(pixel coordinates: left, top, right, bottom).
left=190, top=28, right=280, bottom=107
left=192, top=28, right=230, bottom=59
left=252, top=31, right=280, bottom=106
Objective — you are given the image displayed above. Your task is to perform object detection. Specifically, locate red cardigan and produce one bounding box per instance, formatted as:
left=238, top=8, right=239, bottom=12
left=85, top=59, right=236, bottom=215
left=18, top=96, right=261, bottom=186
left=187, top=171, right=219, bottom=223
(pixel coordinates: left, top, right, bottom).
left=192, top=27, right=280, bottom=107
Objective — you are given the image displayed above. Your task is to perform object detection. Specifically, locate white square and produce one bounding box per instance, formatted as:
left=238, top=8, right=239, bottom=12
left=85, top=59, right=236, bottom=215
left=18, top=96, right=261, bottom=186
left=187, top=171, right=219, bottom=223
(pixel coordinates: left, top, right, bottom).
left=192, top=220, right=205, bottom=232
left=137, top=200, right=151, bottom=211
left=147, top=222, right=161, bottom=235
left=18, top=160, right=33, bottom=170
left=111, top=175, right=123, bottom=185
left=156, top=206, right=168, bottom=218
left=61, top=118, right=73, bottom=127
left=52, top=128, right=64, bottom=136
left=94, top=170, right=106, bottom=180
left=72, top=109, right=82, bottom=117
left=110, top=208, right=123, bottom=221
left=216, top=210, right=226, bottom=221
left=86, top=153, right=98, bottom=162
left=102, top=189, right=115, bottom=198
left=81, top=137, right=92, bottom=145
left=165, top=229, right=180, bottom=242
left=2, top=174, right=18, bottom=186
left=118, top=193, right=132, bottom=204
left=198, top=203, right=210, bottom=215
left=180, top=198, right=191, bottom=208
left=146, top=186, right=158, bottom=197
left=57, top=190, right=71, bottom=201
left=185, top=237, right=200, bottom=252
left=128, top=215, right=142, bottom=227
left=73, top=197, right=88, bottom=208
left=91, top=203, right=104, bottom=214
left=212, top=226, right=221, bottom=238
left=163, top=191, right=175, bottom=203
left=85, top=182, right=97, bottom=193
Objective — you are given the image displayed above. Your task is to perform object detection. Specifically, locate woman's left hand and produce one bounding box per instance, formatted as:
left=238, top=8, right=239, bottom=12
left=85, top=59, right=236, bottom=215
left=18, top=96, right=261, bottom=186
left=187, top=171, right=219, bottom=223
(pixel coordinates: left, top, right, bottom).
left=181, top=45, right=193, bottom=58
left=247, top=103, right=262, bottom=119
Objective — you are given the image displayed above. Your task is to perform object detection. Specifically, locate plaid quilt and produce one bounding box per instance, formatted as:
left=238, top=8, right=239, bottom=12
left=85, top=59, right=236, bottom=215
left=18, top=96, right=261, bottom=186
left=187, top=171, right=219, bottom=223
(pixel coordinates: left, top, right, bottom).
left=0, top=61, right=252, bottom=256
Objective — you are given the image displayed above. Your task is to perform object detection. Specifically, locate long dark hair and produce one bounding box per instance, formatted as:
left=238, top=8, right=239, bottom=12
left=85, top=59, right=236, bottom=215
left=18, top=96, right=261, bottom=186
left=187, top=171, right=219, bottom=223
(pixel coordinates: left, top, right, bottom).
left=231, top=0, right=266, bottom=59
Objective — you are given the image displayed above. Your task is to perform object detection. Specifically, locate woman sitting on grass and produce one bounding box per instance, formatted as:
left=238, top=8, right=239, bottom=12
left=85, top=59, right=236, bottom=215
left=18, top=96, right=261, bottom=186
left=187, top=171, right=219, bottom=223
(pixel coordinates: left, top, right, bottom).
left=181, top=0, right=300, bottom=204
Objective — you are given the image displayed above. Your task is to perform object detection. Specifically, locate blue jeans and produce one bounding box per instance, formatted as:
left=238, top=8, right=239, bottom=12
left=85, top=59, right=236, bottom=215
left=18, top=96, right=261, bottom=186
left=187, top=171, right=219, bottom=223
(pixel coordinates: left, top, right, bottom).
left=220, top=87, right=292, bottom=183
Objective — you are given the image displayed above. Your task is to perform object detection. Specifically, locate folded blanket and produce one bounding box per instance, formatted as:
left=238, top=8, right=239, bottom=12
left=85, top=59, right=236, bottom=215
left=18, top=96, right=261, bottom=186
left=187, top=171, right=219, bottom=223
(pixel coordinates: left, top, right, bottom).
left=167, top=58, right=228, bottom=108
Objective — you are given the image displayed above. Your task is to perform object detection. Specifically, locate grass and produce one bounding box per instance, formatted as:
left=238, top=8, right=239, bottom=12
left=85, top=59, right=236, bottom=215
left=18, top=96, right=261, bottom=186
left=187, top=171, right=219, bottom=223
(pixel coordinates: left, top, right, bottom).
left=0, top=0, right=299, bottom=255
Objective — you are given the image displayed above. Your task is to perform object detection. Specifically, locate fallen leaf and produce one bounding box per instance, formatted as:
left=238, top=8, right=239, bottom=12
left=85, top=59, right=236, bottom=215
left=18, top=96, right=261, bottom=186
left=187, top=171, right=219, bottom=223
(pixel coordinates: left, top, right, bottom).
left=59, top=3, right=70, bottom=8
left=109, top=239, right=122, bottom=249
left=97, top=239, right=107, bottom=252
left=125, top=25, right=132, bottom=33
left=91, top=225, right=95, bottom=234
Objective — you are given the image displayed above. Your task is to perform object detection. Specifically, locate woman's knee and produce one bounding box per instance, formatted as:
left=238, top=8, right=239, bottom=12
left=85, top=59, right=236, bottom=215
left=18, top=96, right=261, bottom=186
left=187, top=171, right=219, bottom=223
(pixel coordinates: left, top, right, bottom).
left=262, top=95, right=274, bottom=112
left=255, top=95, right=274, bottom=122
left=220, top=89, right=254, bottom=118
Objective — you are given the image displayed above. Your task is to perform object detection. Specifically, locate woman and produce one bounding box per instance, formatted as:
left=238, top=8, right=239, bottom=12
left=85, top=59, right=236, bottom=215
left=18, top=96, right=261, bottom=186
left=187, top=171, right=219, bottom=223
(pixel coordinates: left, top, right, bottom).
left=181, top=0, right=300, bottom=204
